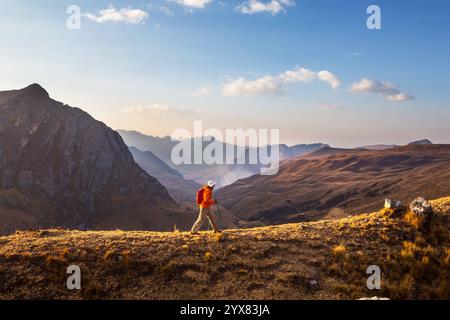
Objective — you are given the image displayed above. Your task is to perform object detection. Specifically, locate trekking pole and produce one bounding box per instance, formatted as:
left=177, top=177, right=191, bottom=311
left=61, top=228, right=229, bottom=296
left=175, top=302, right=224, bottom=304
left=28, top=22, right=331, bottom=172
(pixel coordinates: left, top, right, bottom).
left=215, top=200, right=223, bottom=228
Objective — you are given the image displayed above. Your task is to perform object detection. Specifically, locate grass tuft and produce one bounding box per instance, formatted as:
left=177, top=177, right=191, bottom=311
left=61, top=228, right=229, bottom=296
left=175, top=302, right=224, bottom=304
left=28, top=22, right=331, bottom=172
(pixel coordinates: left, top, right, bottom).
left=332, top=244, right=346, bottom=256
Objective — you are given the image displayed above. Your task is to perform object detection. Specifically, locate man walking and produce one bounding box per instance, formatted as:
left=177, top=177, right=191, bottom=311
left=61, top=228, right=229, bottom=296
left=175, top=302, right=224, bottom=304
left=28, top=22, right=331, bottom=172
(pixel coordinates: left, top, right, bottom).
left=191, top=180, right=221, bottom=235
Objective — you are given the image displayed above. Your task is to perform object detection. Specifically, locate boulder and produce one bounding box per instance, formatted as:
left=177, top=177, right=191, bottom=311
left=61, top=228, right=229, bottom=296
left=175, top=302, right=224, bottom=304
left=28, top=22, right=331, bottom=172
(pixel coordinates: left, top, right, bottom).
left=410, top=197, right=433, bottom=218
left=384, top=198, right=403, bottom=210
left=409, top=197, right=433, bottom=231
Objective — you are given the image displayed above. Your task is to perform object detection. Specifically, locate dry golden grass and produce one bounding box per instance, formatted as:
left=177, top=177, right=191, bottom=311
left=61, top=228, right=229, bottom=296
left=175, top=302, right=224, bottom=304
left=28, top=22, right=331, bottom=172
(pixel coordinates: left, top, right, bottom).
left=332, top=244, right=346, bottom=256
left=400, top=241, right=417, bottom=259
left=213, top=232, right=224, bottom=243
left=204, top=252, right=213, bottom=262
left=445, top=248, right=450, bottom=265
left=102, top=250, right=114, bottom=263
left=404, top=210, right=424, bottom=229
left=0, top=196, right=448, bottom=300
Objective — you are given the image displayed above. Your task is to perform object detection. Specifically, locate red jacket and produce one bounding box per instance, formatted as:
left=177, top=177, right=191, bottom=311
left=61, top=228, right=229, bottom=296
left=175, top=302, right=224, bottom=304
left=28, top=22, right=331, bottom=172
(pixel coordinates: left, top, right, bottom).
left=200, top=187, right=215, bottom=209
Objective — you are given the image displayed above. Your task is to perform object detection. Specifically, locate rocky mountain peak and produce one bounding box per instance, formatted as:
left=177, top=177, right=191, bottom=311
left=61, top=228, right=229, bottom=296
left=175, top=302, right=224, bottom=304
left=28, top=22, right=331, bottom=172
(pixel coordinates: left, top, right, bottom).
left=19, top=83, right=50, bottom=100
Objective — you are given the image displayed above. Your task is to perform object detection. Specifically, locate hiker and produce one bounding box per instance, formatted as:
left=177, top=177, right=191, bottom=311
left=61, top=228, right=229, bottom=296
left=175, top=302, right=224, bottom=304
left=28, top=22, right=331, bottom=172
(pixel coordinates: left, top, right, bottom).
left=191, top=180, right=222, bottom=234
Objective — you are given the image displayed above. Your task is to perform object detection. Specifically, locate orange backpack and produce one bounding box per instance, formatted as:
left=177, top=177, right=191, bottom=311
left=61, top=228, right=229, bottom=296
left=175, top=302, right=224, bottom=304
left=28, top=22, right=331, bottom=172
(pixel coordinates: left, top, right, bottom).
left=196, top=188, right=205, bottom=205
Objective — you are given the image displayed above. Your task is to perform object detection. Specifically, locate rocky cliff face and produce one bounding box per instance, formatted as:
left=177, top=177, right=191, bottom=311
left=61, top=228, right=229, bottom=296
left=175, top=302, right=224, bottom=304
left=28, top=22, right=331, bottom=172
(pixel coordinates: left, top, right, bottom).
left=0, top=84, right=191, bottom=235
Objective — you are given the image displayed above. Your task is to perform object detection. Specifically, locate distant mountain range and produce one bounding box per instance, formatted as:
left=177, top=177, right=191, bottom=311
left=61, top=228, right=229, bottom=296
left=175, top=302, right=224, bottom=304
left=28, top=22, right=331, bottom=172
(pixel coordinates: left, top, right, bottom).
left=0, top=84, right=194, bottom=235
left=360, top=139, right=433, bottom=151
left=217, top=144, right=450, bottom=225
left=118, top=129, right=326, bottom=188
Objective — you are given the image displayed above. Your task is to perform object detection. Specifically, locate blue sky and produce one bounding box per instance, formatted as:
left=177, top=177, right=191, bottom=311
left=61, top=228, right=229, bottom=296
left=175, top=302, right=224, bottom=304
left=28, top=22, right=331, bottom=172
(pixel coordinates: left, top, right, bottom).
left=1, top=0, right=449, bottom=147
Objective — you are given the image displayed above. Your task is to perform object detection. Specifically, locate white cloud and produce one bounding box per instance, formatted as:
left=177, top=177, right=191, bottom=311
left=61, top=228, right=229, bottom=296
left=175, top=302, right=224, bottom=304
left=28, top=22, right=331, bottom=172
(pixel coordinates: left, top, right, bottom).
left=237, top=0, right=295, bottom=15
left=122, top=104, right=198, bottom=116
left=318, top=71, right=341, bottom=90
left=223, top=76, right=280, bottom=96
left=193, top=86, right=211, bottom=96
left=170, top=0, right=213, bottom=9
left=84, top=6, right=149, bottom=24
left=350, top=78, right=415, bottom=102
left=386, top=93, right=414, bottom=102
left=222, top=66, right=340, bottom=96
left=279, top=67, right=316, bottom=83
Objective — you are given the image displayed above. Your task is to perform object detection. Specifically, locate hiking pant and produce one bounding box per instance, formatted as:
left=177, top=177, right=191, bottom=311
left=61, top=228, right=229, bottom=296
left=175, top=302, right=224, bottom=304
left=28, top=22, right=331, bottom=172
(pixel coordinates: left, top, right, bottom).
left=191, top=207, right=219, bottom=233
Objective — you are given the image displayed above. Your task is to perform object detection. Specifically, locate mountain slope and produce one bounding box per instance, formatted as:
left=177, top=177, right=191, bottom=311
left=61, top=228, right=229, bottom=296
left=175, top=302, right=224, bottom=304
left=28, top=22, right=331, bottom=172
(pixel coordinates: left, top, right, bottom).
left=0, top=196, right=448, bottom=300
left=129, top=147, right=201, bottom=202
left=217, top=145, right=450, bottom=225
left=0, top=84, right=193, bottom=235
left=118, top=130, right=176, bottom=165
left=280, top=143, right=329, bottom=158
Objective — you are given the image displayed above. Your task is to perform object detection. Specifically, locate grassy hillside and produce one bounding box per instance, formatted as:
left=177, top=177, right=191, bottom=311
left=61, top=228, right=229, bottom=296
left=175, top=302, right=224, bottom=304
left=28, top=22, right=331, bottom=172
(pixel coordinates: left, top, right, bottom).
left=0, top=197, right=448, bottom=300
